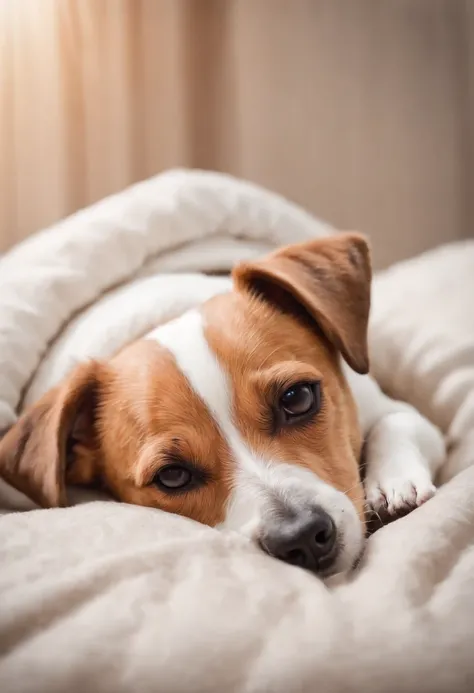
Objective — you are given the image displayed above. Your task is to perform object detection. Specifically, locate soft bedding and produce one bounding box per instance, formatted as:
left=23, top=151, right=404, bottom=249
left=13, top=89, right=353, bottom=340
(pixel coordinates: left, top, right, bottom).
left=0, top=169, right=473, bottom=693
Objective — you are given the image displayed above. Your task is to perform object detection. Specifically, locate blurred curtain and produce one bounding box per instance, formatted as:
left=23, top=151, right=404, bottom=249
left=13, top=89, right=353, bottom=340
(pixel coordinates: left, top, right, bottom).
left=0, top=0, right=473, bottom=267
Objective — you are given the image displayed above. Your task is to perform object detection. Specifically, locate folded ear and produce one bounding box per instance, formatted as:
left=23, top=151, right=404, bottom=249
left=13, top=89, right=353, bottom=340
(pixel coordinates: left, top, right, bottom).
left=233, top=232, right=372, bottom=374
left=0, top=361, right=105, bottom=508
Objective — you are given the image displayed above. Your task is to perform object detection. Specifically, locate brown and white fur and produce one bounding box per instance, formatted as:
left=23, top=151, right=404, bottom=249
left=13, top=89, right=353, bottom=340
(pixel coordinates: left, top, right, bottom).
left=0, top=233, right=445, bottom=577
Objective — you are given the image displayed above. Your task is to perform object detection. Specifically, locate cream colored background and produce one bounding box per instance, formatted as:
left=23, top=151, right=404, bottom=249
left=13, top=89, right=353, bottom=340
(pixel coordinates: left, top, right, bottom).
left=1, top=0, right=473, bottom=267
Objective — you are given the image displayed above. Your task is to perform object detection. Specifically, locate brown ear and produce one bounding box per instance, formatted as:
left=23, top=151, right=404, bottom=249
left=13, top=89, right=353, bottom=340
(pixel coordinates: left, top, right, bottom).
left=233, top=232, right=372, bottom=374
left=0, top=361, right=105, bottom=508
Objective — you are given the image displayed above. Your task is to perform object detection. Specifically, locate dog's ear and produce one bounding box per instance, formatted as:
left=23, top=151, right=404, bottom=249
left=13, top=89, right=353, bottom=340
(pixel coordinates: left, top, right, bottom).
left=233, top=233, right=372, bottom=374
left=0, top=361, right=106, bottom=508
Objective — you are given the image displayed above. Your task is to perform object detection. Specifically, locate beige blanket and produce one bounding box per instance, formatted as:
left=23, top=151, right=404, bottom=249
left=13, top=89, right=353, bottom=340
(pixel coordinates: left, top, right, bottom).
left=0, top=170, right=473, bottom=692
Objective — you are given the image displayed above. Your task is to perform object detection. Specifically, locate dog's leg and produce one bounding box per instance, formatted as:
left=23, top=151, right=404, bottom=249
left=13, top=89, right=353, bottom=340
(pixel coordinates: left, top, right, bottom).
left=344, top=365, right=445, bottom=519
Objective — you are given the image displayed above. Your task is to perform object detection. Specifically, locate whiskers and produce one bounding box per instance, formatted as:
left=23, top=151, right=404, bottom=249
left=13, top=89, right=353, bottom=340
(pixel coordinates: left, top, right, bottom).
left=340, top=479, right=366, bottom=510
left=339, top=479, right=385, bottom=534
left=341, top=479, right=365, bottom=498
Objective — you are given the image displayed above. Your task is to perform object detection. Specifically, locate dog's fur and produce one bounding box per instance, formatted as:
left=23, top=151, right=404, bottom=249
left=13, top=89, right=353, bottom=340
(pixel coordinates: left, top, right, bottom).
left=0, top=233, right=445, bottom=576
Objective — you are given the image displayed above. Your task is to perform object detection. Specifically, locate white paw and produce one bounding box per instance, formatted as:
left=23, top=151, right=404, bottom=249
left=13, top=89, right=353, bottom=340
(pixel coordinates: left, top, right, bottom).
left=365, top=469, right=436, bottom=520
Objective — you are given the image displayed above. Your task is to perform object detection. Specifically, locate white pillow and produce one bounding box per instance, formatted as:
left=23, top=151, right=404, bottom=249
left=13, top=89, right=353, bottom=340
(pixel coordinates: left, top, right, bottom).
left=370, top=239, right=474, bottom=482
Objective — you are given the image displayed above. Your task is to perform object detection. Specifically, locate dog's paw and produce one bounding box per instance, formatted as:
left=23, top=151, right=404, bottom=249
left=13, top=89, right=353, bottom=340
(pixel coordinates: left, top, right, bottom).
left=365, top=470, right=436, bottom=522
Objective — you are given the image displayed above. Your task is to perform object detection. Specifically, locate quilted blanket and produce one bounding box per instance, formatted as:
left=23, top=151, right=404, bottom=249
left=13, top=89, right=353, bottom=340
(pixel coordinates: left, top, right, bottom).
left=0, top=169, right=473, bottom=693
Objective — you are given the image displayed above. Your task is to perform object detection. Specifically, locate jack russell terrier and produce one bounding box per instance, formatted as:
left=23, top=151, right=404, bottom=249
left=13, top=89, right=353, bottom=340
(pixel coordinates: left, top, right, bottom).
left=0, top=233, right=445, bottom=577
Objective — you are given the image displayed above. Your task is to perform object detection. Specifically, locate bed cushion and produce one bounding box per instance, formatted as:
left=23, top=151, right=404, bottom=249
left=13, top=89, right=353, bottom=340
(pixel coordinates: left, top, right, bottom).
left=370, top=240, right=474, bottom=482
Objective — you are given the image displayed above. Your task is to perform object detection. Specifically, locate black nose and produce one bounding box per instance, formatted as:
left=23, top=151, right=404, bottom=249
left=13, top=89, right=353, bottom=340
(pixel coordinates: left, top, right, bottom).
left=261, top=508, right=337, bottom=572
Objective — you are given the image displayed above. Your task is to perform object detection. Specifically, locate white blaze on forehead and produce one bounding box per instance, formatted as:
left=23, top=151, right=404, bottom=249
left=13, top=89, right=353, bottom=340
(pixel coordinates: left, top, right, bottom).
left=146, top=310, right=246, bottom=454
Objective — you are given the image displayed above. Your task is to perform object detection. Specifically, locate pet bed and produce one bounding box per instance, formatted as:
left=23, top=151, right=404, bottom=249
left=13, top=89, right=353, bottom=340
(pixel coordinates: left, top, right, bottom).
left=0, top=170, right=473, bottom=693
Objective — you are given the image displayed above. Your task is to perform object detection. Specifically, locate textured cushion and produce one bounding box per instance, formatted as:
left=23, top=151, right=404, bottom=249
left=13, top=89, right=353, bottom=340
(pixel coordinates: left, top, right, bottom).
left=370, top=239, right=474, bottom=482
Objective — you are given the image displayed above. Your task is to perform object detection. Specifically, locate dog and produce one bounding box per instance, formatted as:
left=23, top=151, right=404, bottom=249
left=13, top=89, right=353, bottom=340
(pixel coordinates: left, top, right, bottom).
left=0, top=233, right=445, bottom=577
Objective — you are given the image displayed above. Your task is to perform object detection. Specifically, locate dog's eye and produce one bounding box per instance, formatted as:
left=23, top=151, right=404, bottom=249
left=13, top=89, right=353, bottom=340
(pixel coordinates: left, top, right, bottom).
left=154, top=464, right=193, bottom=490
left=278, top=382, right=321, bottom=425
left=281, top=384, right=314, bottom=415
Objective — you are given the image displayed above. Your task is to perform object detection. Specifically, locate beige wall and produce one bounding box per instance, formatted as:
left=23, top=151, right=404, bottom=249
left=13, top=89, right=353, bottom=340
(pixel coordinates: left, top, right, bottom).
left=1, top=0, right=473, bottom=268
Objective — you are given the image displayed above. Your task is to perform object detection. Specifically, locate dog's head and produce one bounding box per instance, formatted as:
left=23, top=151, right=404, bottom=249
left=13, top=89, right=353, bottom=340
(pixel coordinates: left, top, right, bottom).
left=0, top=233, right=371, bottom=576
